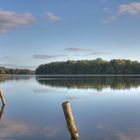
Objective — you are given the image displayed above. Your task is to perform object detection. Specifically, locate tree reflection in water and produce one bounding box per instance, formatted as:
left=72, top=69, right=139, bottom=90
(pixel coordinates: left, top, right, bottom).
left=36, top=76, right=140, bottom=91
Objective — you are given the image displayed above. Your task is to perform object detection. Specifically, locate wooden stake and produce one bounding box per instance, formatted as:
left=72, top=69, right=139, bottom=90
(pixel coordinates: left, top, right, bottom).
left=0, top=89, right=6, bottom=105
left=62, top=101, right=79, bottom=140
left=0, top=105, right=5, bottom=120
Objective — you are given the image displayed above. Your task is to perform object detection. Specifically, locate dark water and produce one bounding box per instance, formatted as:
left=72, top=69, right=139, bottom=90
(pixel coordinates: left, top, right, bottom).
left=0, top=75, right=140, bottom=140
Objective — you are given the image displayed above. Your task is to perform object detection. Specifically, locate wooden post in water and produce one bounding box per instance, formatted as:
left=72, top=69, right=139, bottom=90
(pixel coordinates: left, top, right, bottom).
left=0, top=89, right=6, bottom=105
left=0, top=105, right=5, bottom=120
left=62, top=101, right=79, bottom=140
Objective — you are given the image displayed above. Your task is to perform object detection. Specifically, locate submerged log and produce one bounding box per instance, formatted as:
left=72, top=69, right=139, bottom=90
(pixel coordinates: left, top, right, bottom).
left=62, top=101, right=79, bottom=140
left=0, top=89, right=6, bottom=105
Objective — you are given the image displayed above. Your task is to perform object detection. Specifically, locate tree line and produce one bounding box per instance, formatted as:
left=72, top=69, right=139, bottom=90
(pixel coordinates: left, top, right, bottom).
left=0, top=67, right=34, bottom=75
left=35, top=58, right=140, bottom=75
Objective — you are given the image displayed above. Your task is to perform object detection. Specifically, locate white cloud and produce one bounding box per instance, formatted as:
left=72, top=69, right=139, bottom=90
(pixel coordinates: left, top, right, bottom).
left=45, top=12, right=60, bottom=21
left=0, top=9, right=36, bottom=33
left=118, top=2, right=140, bottom=16
left=89, top=51, right=111, bottom=55
left=104, top=2, right=140, bottom=23
left=33, top=54, right=67, bottom=59
left=103, top=15, right=118, bottom=23
left=64, top=47, right=91, bottom=52
left=0, top=56, right=17, bottom=61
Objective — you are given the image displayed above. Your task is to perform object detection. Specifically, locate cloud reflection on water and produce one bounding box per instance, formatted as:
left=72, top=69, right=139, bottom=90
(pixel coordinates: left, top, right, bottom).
left=96, top=124, right=140, bottom=140
left=0, top=118, right=66, bottom=140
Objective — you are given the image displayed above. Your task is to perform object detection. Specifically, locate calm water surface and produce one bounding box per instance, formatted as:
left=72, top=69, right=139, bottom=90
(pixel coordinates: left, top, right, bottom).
left=0, top=75, right=140, bottom=140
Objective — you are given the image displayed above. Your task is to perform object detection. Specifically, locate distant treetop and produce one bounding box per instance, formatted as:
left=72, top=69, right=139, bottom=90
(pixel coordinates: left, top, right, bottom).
left=0, top=67, right=34, bottom=75
left=35, top=58, right=140, bottom=75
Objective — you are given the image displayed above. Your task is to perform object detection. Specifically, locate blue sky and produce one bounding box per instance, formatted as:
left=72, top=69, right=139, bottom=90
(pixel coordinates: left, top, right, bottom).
left=0, top=0, right=140, bottom=69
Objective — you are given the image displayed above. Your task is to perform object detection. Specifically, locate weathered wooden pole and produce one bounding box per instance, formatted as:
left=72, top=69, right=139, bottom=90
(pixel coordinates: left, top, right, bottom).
left=0, top=105, right=5, bottom=120
left=0, top=89, right=6, bottom=105
left=62, top=101, right=79, bottom=140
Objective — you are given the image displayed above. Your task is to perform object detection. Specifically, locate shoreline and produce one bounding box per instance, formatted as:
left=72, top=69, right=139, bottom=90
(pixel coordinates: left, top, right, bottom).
left=0, top=74, right=140, bottom=77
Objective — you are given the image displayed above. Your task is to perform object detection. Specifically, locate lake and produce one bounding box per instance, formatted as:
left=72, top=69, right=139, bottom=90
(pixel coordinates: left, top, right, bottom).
left=0, top=75, right=140, bottom=140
